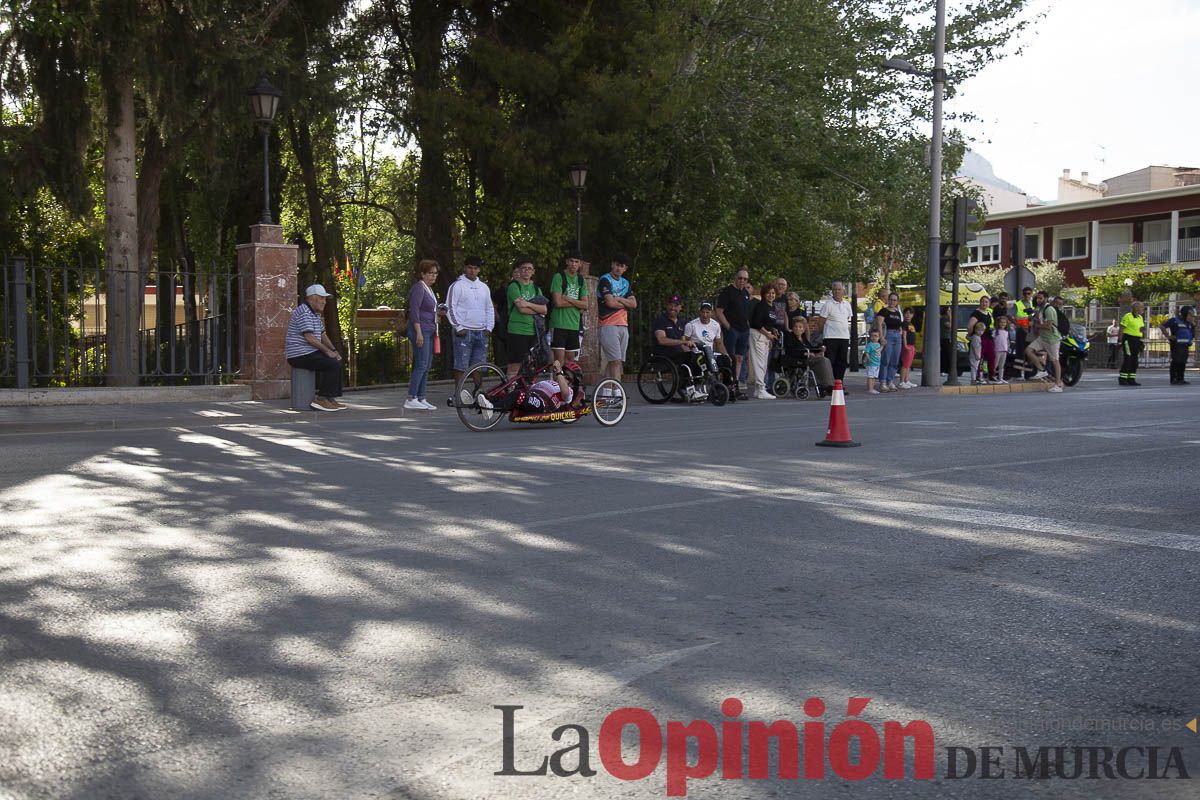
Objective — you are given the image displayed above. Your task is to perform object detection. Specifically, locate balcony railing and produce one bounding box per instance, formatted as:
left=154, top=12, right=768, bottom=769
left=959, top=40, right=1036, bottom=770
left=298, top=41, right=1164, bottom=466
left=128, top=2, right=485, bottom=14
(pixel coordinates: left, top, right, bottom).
left=1097, top=237, right=1200, bottom=269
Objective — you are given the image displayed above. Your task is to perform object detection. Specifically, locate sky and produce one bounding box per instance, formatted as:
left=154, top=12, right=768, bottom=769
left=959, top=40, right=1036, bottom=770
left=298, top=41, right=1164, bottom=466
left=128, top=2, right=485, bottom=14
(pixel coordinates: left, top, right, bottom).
left=951, top=0, right=1200, bottom=202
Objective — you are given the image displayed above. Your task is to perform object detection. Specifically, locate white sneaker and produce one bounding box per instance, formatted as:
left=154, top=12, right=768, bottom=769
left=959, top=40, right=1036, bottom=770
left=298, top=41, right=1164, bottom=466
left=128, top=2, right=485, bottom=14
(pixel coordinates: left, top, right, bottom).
left=868, top=388, right=881, bottom=395
left=755, top=391, right=776, bottom=400
left=419, top=399, right=437, bottom=410
left=403, top=398, right=424, bottom=410
left=998, top=379, right=1009, bottom=384
left=1033, top=370, right=1048, bottom=380
left=900, top=381, right=914, bottom=389
left=685, top=386, right=699, bottom=401
left=1048, top=385, right=1063, bottom=393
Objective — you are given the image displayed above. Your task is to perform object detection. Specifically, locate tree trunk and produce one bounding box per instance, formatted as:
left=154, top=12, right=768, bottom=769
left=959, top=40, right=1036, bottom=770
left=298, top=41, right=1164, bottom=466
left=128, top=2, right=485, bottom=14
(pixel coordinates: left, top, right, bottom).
left=287, top=111, right=346, bottom=352
left=104, top=72, right=139, bottom=386
left=411, top=0, right=457, bottom=376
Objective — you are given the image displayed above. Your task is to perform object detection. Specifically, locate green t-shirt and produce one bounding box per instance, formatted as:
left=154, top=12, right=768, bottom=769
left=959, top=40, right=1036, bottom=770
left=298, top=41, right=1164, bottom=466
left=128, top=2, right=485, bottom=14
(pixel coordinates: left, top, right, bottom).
left=549, top=272, right=588, bottom=331
left=506, top=280, right=541, bottom=335
left=1039, top=304, right=1061, bottom=344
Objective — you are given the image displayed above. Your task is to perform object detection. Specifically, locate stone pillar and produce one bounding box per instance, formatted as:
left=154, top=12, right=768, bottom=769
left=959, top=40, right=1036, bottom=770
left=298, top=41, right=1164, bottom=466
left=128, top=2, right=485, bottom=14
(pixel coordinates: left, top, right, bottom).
left=236, top=224, right=298, bottom=400
left=576, top=260, right=602, bottom=385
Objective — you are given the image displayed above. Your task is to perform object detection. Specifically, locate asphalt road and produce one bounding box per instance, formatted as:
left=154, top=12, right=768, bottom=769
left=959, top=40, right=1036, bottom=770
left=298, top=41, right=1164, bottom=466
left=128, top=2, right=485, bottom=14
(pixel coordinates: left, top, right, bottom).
left=0, top=369, right=1197, bottom=799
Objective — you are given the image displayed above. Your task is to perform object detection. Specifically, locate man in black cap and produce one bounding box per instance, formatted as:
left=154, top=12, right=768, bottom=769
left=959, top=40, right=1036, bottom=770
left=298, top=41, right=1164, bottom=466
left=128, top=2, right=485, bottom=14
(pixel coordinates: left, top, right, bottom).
left=597, top=253, right=637, bottom=391
left=651, top=294, right=698, bottom=400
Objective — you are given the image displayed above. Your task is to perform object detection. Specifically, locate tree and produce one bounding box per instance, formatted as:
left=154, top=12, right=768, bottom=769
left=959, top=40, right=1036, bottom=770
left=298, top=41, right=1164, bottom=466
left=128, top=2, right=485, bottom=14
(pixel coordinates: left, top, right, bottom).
left=1084, top=252, right=1198, bottom=305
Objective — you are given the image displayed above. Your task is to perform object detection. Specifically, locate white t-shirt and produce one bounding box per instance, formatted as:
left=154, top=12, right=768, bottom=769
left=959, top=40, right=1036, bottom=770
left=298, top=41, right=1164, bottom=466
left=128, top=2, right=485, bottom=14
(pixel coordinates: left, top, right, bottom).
left=817, top=298, right=853, bottom=340
left=684, top=318, right=723, bottom=350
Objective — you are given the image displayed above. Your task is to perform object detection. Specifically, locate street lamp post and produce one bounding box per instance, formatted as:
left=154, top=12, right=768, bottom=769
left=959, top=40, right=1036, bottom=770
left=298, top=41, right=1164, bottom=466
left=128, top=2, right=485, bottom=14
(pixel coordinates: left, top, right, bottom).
left=568, top=164, right=588, bottom=255
left=882, top=0, right=947, bottom=387
left=248, top=78, right=283, bottom=225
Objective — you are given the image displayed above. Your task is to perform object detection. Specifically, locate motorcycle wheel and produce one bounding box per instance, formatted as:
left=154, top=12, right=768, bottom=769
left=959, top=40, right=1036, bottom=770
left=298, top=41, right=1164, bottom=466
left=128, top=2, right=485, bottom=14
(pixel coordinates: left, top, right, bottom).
left=1061, top=357, right=1083, bottom=387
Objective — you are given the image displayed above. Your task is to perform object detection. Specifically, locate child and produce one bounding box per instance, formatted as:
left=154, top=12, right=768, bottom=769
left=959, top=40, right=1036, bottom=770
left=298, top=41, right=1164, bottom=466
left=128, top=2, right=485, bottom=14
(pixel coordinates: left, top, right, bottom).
left=898, top=307, right=917, bottom=388
left=992, top=316, right=1011, bottom=384
left=968, top=321, right=985, bottom=384
left=864, top=329, right=883, bottom=394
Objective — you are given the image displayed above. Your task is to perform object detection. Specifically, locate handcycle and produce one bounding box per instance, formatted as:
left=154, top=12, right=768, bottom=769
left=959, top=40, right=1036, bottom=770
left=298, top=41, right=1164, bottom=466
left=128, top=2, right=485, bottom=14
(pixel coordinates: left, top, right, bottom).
left=637, top=342, right=736, bottom=406
left=450, top=342, right=628, bottom=432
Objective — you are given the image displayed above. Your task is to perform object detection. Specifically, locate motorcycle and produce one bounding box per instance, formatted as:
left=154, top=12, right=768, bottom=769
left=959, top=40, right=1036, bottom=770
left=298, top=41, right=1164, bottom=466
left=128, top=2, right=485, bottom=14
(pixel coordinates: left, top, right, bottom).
left=1059, top=324, right=1088, bottom=387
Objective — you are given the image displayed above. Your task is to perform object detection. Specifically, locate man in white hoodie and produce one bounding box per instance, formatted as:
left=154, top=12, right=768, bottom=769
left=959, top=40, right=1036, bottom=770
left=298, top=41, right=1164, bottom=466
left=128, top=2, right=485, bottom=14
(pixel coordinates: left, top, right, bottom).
left=446, top=255, right=495, bottom=383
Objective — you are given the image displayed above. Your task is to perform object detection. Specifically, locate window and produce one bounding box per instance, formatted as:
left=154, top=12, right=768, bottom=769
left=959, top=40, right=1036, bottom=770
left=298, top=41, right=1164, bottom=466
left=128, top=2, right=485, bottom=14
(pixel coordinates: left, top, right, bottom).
left=1024, top=230, right=1041, bottom=261
left=1179, top=216, right=1200, bottom=240
left=964, top=231, right=1000, bottom=265
left=1054, top=224, right=1088, bottom=259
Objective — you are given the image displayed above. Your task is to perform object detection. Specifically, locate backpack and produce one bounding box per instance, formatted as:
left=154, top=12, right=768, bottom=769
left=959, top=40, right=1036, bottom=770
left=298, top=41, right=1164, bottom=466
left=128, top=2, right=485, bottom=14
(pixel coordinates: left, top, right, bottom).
left=1054, top=306, right=1072, bottom=337
left=492, top=280, right=517, bottom=339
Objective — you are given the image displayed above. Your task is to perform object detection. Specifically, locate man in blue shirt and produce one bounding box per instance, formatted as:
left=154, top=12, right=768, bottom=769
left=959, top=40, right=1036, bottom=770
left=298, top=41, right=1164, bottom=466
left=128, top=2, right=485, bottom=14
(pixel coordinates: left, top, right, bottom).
left=286, top=284, right=346, bottom=411
left=1162, top=305, right=1196, bottom=385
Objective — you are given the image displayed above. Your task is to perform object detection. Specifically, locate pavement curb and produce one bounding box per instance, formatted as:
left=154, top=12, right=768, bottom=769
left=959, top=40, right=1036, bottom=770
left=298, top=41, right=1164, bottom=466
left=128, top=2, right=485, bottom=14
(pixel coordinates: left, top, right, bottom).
left=0, top=385, right=251, bottom=407
left=940, top=381, right=1051, bottom=395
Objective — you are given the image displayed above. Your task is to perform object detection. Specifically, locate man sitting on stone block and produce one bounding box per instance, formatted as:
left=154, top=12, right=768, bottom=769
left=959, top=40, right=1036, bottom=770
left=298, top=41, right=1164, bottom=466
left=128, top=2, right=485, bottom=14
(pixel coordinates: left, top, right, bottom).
left=286, top=284, right=346, bottom=412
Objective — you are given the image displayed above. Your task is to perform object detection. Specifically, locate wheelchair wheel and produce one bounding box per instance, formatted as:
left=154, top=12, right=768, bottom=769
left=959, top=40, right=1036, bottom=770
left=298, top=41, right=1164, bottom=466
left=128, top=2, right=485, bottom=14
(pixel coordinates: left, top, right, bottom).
left=771, top=377, right=790, bottom=398
left=718, top=367, right=737, bottom=403
left=455, top=363, right=508, bottom=432
left=709, top=382, right=729, bottom=406
left=592, top=378, right=628, bottom=426
left=637, top=356, right=678, bottom=404
left=796, top=386, right=809, bottom=400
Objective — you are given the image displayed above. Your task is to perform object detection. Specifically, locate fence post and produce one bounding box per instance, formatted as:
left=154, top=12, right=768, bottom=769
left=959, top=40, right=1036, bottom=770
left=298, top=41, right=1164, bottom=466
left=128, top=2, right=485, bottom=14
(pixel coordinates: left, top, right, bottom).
left=13, top=258, right=29, bottom=389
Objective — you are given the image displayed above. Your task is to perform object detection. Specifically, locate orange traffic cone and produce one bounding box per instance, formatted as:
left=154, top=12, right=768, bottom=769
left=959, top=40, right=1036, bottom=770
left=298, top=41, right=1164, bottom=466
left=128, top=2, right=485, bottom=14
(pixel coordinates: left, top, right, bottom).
left=816, top=380, right=861, bottom=448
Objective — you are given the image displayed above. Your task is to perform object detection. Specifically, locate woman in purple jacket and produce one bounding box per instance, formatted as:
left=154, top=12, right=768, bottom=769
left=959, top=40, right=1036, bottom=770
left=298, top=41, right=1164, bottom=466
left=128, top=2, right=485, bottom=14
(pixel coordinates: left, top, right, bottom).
left=406, top=259, right=440, bottom=410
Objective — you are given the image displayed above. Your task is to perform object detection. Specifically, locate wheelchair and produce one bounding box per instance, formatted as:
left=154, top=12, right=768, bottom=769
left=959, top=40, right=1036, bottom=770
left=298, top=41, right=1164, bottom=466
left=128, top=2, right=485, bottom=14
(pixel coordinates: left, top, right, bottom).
left=769, top=351, right=824, bottom=400
left=637, top=344, right=736, bottom=406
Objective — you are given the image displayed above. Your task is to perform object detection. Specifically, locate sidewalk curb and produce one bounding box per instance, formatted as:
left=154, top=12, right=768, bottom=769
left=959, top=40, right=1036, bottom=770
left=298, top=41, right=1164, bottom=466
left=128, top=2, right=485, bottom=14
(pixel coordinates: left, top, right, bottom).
left=940, top=381, right=1051, bottom=395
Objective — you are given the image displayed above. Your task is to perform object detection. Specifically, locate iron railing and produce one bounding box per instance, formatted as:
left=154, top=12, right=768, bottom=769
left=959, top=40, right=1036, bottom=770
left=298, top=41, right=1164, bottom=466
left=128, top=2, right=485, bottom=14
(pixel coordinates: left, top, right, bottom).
left=0, top=255, right=241, bottom=388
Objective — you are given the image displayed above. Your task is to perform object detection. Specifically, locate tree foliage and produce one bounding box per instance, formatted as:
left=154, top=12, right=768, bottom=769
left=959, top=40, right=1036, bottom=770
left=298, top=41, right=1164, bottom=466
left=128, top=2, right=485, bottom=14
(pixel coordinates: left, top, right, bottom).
left=1084, top=252, right=1198, bottom=305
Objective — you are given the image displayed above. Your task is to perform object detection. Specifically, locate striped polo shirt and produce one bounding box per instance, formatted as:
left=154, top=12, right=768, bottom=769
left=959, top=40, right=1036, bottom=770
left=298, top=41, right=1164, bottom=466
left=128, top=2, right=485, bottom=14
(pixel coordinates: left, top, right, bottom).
left=286, top=302, right=324, bottom=358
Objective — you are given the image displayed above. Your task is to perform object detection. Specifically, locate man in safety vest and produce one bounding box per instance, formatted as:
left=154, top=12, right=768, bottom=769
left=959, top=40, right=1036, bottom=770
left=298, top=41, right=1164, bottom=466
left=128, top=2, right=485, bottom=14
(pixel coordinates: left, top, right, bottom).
left=1012, top=286, right=1036, bottom=374
left=1118, top=301, right=1146, bottom=386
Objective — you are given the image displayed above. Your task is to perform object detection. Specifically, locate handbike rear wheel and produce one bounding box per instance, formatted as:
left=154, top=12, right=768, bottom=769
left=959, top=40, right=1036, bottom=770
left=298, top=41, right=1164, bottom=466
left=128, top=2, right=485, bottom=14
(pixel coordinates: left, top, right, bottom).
left=592, top=378, right=628, bottom=426
left=637, top=356, right=678, bottom=404
left=455, top=362, right=508, bottom=432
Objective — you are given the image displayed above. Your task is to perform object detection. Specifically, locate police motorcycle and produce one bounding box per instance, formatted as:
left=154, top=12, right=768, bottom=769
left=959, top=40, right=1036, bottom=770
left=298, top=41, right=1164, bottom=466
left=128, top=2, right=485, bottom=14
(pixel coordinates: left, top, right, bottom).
left=1059, top=323, right=1088, bottom=387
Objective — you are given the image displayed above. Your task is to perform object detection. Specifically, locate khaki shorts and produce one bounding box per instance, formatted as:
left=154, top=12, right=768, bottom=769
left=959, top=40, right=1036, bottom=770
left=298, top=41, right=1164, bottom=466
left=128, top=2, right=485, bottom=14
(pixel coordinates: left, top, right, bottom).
left=1028, top=337, right=1060, bottom=362
left=600, top=325, right=629, bottom=362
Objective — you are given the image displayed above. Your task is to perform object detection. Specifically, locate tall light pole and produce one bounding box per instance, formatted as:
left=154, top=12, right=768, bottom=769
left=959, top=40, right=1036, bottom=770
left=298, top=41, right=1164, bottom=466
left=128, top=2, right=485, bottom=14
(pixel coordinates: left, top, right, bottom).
left=883, top=0, right=947, bottom=387
left=248, top=78, right=283, bottom=225
left=568, top=163, right=588, bottom=255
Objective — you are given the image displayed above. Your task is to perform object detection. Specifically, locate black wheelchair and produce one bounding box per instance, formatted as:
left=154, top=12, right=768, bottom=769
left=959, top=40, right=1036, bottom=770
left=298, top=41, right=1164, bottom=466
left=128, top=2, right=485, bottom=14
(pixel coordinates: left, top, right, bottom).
left=769, top=351, right=824, bottom=400
left=637, top=344, right=736, bottom=406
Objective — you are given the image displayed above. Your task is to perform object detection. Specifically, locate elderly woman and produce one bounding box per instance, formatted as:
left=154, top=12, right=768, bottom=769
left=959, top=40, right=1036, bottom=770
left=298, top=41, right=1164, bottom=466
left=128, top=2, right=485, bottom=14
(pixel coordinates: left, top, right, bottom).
left=784, top=291, right=806, bottom=329
left=748, top=282, right=782, bottom=399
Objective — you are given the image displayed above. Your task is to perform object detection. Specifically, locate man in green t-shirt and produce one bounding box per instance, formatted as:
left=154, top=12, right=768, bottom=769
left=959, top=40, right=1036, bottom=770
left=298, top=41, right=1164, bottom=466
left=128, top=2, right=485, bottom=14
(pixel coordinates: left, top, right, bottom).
left=550, top=252, right=590, bottom=363
left=505, top=257, right=548, bottom=377
left=1024, top=291, right=1063, bottom=392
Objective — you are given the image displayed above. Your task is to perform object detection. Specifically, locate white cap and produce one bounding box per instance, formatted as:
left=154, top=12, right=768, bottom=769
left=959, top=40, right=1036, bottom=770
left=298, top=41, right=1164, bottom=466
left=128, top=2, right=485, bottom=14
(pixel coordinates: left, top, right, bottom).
left=305, top=284, right=332, bottom=298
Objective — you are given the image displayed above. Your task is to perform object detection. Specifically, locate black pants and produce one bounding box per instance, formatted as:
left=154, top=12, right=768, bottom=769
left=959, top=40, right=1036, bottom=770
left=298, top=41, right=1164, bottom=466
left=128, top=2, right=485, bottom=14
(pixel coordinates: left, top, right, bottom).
left=1169, top=341, right=1191, bottom=383
left=825, top=338, right=849, bottom=381
left=288, top=351, right=344, bottom=399
left=492, top=332, right=507, bottom=369
left=1119, top=337, right=1143, bottom=382
left=1107, top=343, right=1119, bottom=368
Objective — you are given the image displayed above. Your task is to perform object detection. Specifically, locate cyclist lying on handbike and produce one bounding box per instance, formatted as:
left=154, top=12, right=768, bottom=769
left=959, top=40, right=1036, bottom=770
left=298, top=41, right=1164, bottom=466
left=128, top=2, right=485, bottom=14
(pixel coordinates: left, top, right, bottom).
left=518, top=360, right=583, bottom=413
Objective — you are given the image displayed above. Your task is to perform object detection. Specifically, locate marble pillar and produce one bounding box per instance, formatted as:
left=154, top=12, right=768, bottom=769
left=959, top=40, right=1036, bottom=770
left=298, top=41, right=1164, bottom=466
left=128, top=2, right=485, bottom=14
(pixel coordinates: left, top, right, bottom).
left=237, top=224, right=298, bottom=400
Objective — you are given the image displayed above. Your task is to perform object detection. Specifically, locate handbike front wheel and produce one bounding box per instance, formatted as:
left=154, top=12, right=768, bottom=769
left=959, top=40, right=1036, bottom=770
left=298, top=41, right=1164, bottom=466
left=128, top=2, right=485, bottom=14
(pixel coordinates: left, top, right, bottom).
left=455, top=362, right=507, bottom=432
left=592, top=378, right=628, bottom=426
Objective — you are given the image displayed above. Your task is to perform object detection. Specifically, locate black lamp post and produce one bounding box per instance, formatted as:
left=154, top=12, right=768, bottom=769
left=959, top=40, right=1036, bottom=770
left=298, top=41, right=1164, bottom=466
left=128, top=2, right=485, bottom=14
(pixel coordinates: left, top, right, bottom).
left=248, top=78, right=283, bottom=225
left=568, top=163, right=587, bottom=255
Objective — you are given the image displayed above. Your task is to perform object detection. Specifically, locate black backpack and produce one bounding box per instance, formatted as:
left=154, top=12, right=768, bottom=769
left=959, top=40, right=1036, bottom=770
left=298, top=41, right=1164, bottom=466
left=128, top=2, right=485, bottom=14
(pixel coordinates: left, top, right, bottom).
left=1053, top=305, right=1071, bottom=337
left=492, top=280, right=517, bottom=338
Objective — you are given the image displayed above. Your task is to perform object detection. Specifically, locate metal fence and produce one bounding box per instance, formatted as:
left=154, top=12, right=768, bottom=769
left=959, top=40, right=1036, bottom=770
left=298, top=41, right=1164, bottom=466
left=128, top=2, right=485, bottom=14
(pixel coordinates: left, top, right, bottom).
left=0, top=255, right=241, bottom=388
left=1081, top=302, right=1198, bottom=370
